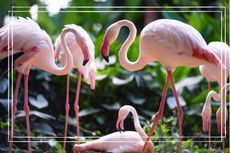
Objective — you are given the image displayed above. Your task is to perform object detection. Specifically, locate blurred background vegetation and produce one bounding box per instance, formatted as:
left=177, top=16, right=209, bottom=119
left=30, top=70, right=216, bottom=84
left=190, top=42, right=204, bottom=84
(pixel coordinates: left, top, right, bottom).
left=0, top=0, right=229, bottom=152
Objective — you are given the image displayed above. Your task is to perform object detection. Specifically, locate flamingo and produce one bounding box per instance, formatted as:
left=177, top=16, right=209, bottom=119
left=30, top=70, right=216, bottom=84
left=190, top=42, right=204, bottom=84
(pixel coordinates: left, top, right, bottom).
left=0, top=17, right=89, bottom=153
left=54, top=24, right=96, bottom=153
left=202, top=83, right=229, bottom=152
left=100, top=19, right=224, bottom=153
left=72, top=105, right=154, bottom=153
left=200, top=42, right=230, bottom=152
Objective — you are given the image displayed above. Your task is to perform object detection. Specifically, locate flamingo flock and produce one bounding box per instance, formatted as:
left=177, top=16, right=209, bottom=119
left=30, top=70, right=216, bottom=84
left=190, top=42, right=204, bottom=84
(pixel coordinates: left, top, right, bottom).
left=0, top=17, right=228, bottom=153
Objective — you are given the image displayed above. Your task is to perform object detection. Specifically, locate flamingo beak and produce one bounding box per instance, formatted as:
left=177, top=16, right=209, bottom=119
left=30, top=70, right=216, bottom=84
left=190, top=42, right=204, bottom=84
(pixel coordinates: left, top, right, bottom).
left=81, top=43, right=90, bottom=66
left=101, top=36, right=110, bottom=63
left=116, top=119, right=125, bottom=133
left=103, top=55, right=109, bottom=63
left=90, top=75, right=95, bottom=93
left=83, top=59, right=89, bottom=66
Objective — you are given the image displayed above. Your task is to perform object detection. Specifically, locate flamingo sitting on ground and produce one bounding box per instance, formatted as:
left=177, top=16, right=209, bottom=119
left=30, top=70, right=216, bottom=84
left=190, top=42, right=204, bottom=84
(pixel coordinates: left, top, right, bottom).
left=73, top=105, right=154, bottom=153
left=0, top=17, right=89, bottom=153
left=55, top=24, right=96, bottom=152
left=100, top=19, right=224, bottom=153
left=200, top=42, right=230, bottom=152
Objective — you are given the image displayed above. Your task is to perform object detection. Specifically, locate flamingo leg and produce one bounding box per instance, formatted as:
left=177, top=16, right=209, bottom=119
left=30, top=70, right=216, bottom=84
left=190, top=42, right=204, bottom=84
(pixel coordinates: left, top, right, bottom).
left=63, top=74, right=70, bottom=153
left=141, top=73, right=170, bottom=153
left=222, top=136, right=225, bottom=153
left=8, top=72, right=22, bottom=153
left=208, top=123, right=211, bottom=153
left=74, top=71, right=82, bottom=149
left=207, top=81, right=211, bottom=153
left=208, top=81, right=211, bottom=91
left=168, top=70, right=183, bottom=153
left=23, top=74, right=31, bottom=153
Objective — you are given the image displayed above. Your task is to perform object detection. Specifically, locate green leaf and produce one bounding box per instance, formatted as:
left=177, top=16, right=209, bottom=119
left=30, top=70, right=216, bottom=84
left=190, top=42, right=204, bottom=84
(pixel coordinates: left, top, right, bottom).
left=191, top=90, right=209, bottom=103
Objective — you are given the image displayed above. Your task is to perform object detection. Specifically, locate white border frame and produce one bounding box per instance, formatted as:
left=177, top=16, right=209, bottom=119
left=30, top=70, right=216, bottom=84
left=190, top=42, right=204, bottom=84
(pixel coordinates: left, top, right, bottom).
left=7, top=6, right=228, bottom=144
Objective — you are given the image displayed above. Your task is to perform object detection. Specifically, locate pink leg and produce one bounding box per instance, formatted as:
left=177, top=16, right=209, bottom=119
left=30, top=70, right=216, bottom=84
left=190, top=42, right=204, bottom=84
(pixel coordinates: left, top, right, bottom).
left=207, top=81, right=211, bottom=153
left=8, top=72, right=22, bottom=153
left=208, top=81, right=211, bottom=91
left=23, top=75, right=31, bottom=153
left=208, top=123, right=211, bottom=153
left=141, top=73, right=170, bottom=153
left=63, top=74, right=70, bottom=153
left=222, top=137, right=225, bottom=153
left=168, top=70, right=183, bottom=153
left=74, top=71, right=82, bottom=149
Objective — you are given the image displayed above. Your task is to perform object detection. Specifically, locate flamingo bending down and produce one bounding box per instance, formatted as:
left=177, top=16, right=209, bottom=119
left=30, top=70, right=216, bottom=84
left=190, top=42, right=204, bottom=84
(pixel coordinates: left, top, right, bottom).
left=73, top=105, right=154, bottom=153
left=55, top=24, right=96, bottom=152
left=100, top=19, right=224, bottom=153
left=0, top=17, right=89, bottom=153
left=202, top=83, right=229, bottom=152
left=200, top=41, right=230, bottom=152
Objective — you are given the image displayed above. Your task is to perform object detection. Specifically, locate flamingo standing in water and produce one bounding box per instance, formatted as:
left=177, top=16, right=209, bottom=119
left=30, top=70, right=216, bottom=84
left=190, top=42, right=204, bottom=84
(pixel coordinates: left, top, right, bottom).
left=100, top=19, right=224, bottom=153
left=200, top=42, right=230, bottom=152
left=0, top=17, right=89, bottom=153
left=73, top=105, right=154, bottom=153
left=55, top=24, right=96, bottom=153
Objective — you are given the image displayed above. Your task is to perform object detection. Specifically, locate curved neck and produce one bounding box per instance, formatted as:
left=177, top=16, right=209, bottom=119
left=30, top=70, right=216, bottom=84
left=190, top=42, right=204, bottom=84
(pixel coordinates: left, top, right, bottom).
left=115, top=20, right=145, bottom=72
left=220, top=83, right=230, bottom=123
left=129, top=107, right=148, bottom=141
left=206, top=90, right=218, bottom=105
left=58, top=28, right=84, bottom=74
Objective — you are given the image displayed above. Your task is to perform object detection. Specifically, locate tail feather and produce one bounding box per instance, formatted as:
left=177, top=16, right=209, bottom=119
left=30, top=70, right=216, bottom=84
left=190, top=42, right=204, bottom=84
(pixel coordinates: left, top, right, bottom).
left=0, top=52, right=24, bottom=74
left=193, top=48, right=226, bottom=69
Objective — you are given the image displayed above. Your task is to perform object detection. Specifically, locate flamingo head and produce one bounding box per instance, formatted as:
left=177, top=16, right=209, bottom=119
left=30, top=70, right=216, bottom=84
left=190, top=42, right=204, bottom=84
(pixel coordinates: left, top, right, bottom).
left=101, top=23, right=119, bottom=63
left=201, top=95, right=212, bottom=132
left=84, top=63, right=96, bottom=92
left=116, top=105, right=132, bottom=132
left=79, top=38, right=90, bottom=66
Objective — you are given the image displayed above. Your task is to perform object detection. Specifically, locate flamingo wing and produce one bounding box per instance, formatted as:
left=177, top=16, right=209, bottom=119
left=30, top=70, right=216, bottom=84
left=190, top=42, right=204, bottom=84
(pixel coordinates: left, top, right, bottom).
left=146, top=19, right=222, bottom=67
left=0, top=17, right=52, bottom=68
left=192, top=47, right=222, bottom=67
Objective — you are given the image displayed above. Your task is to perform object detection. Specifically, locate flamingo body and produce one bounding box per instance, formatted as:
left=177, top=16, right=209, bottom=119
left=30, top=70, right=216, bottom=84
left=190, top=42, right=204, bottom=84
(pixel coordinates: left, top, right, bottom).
left=0, top=17, right=73, bottom=75
left=0, top=17, right=86, bottom=153
left=73, top=105, right=154, bottom=153
left=55, top=24, right=96, bottom=89
left=200, top=42, right=230, bottom=88
left=101, top=19, right=222, bottom=72
left=200, top=42, right=230, bottom=134
left=140, top=19, right=219, bottom=68
left=74, top=132, right=148, bottom=153
left=55, top=24, right=96, bottom=152
left=200, top=42, right=230, bottom=151
left=101, top=19, right=224, bottom=153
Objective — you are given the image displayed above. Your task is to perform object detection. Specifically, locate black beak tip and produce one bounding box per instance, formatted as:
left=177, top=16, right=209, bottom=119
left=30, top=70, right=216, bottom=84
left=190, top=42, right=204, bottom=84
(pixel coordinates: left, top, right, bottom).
left=103, top=56, right=109, bottom=63
left=83, top=59, right=89, bottom=66
left=118, top=128, right=122, bottom=134
left=117, top=127, right=125, bottom=133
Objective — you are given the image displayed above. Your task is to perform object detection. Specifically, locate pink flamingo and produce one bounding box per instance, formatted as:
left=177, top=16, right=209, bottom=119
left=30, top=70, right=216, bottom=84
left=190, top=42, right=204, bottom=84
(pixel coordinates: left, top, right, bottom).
left=55, top=24, right=96, bottom=153
left=202, top=84, right=229, bottom=153
left=0, top=17, right=89, bottom=153
left=100, top=19, right=224, bottom=153
left=200, top=42, right=230, bottom=152
left=72, top=105, right=154, bottom=153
